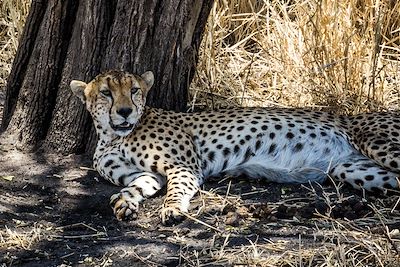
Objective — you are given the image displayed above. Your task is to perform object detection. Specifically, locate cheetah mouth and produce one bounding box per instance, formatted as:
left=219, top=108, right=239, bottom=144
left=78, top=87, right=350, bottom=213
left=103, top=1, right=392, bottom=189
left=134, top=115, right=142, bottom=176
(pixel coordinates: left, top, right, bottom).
left=111, top=122, right=134, bottom=132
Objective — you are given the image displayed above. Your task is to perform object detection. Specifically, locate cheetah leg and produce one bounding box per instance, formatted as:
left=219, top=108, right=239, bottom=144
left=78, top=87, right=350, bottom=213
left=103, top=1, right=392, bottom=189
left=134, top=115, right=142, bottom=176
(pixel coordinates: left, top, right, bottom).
left=351, top=126, right=400, bottom=173
left=161, top=167, right=202, bottom=225
left=367, top=141, right=400, bottom=172
left=330, top=154, right=399, bottom=192
left=110, top=172, right=165, bottom=221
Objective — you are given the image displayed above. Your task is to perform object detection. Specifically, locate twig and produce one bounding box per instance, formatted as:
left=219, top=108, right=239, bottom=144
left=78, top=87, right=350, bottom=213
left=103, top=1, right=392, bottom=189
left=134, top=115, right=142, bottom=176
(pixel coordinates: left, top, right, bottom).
left=180, top=211, right=223, bottom=233
left=60, top=252, right=75, bottom=259
left=57, top=222, right=99, bottom=233
left=51, top=232, right=106, bottom=239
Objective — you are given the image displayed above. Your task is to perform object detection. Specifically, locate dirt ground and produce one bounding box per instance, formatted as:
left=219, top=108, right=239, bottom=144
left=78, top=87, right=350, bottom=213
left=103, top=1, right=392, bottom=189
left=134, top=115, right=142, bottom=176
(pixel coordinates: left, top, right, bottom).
left=0, top=98, right=400, bottom=266
left=1, top=142, right=400, bottom=267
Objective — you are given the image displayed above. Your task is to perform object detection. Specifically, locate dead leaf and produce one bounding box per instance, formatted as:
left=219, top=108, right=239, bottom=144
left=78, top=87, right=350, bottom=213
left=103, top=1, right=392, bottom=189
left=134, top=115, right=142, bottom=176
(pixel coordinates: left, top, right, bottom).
left=1, top=175, right=14, bottom=181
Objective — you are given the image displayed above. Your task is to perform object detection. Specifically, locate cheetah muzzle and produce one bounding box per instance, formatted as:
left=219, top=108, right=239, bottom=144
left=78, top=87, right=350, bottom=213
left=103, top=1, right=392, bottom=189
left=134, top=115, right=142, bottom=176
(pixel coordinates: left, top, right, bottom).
left=70, top=70, right=400, bottom=226
left=110, top=121, right=134, bottom=132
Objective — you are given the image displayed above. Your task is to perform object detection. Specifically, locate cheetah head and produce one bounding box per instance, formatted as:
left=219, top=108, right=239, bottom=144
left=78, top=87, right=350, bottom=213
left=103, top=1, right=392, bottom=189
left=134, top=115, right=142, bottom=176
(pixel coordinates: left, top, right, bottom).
left=70, top=70, right=154, bottom=137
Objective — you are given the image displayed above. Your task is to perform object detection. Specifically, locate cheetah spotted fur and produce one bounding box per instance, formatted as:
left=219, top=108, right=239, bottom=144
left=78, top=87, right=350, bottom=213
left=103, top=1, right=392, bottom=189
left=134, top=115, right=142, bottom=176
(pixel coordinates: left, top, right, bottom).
left=70, top=70, right=400, bottom=225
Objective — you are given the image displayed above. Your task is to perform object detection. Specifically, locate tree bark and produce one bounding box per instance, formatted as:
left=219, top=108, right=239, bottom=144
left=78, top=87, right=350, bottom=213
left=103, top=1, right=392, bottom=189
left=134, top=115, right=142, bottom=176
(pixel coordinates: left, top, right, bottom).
left=1, top=0, right=47, bottom=130
left=1, top=0, right=213, bottom=154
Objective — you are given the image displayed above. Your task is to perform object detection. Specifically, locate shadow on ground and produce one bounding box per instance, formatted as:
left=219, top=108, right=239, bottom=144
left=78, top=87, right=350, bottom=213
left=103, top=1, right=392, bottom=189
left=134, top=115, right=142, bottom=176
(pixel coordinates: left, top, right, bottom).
left=1, top=142, right=400, bottom=267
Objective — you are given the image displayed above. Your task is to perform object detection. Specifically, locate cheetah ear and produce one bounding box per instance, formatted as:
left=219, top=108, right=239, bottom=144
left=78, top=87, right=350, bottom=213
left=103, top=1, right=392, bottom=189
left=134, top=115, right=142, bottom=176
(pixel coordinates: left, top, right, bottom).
left=70, top=80, right=87, bottom=103
left=141, top=71, right=154, bottom=92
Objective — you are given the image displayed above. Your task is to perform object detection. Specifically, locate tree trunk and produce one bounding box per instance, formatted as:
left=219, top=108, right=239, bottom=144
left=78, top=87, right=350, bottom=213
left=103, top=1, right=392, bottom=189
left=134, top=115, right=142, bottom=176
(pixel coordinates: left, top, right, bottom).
left=1, top=0, right=213, bottom=154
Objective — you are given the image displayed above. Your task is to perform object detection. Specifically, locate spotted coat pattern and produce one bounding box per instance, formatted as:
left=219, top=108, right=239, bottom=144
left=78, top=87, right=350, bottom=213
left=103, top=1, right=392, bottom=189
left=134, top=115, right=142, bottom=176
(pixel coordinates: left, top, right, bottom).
left=70, top=70, right=400, bottom=225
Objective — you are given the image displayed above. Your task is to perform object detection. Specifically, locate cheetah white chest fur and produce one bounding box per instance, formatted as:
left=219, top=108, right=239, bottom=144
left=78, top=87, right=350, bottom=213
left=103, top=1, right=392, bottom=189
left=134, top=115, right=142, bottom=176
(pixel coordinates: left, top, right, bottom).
left=70, top=70, right=400, bottom=225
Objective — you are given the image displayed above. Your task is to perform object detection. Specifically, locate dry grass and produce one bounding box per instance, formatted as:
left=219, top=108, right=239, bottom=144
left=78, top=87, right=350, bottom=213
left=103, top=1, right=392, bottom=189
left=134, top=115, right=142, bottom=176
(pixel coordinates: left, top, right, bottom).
left=0, top=223, right=42, bottom=250
left=190, top=0, right=400, bottom=113
left=179, top=183, right=400, bottom=267
left=1, top=0, right=399, bottom=113
left=1, top=1, right=400, bottom=266
left=0, top=0, right=30, bottom=89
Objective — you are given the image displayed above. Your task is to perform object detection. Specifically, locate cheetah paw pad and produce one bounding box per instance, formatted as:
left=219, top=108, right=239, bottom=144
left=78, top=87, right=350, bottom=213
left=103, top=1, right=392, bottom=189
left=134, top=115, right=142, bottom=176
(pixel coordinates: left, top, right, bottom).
left=110, top=192, right=139, bottom=221
left=161, top=207, right=184, bottom=226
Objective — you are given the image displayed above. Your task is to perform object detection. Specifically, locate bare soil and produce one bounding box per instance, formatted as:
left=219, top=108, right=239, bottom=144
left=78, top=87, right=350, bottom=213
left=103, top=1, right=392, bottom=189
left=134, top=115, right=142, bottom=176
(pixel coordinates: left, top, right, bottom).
left=1, top=141, right=400, bottom=266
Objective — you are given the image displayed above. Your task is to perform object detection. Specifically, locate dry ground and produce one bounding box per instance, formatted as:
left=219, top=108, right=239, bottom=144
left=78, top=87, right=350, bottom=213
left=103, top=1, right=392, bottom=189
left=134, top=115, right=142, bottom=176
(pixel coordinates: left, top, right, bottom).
left=1, top=0, right=400, bottom=266
left=0, top=76, right=399, bottom=266
left=1, top=142, right=400, bottom=266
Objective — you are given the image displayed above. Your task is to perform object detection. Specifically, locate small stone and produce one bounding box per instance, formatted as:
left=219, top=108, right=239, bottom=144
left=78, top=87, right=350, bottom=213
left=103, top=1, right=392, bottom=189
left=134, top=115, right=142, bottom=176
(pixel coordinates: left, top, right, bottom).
left=252, top=203, right=272, bottom=218
left=222, top=204, right=236, bottom=214
left=225, top=211, right=239, bottom=226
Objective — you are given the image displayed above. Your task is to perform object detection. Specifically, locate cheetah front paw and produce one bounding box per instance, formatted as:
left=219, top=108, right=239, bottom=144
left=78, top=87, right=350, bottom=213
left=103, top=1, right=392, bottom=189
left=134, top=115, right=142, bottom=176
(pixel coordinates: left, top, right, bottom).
left=110, top=192, right=139, bottom=221
left=161, top=207, right=185, bottom=226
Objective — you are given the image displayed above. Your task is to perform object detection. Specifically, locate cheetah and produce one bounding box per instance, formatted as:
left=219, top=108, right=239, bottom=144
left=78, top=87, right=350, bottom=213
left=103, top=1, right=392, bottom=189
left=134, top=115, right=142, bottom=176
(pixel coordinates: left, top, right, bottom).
left=70, top=70, right=400, bottom=225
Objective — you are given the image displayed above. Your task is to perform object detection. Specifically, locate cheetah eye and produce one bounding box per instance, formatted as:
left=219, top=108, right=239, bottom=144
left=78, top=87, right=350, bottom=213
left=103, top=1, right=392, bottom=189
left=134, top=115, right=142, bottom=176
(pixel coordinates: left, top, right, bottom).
left=100, top=90, right=112, bottom=97
left=131, top=87, right=140, bottom=95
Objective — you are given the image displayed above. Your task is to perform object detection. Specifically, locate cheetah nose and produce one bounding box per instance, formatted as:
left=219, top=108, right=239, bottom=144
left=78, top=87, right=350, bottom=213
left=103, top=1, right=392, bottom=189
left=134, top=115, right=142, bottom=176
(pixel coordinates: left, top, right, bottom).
left=117, top=107, right=133, bottom=118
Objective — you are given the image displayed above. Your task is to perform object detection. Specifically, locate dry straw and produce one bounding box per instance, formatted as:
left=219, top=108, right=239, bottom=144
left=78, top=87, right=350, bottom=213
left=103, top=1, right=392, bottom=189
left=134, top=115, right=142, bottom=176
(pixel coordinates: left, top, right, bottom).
left=0, top=0, right=30, bottom=89
left=1, top=0, right=399, bottom=113
left=1, top=1, right=400, bottom=266
left=169, top=181, right=400, bottom=267
left=190, top=0, right=400, bottom=113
